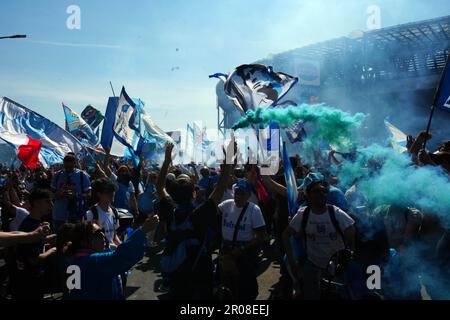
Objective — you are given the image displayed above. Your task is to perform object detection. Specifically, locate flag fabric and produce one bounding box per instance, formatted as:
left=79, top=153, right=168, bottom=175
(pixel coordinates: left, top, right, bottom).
left=285, top=121, right=307, bottom=143
left=435, top=55, right=450, bottom=112
left=141, top=109, right=173, bottom=146
left=0, top=97, right=84, bottom=167
left=384, top=119, right=407, bottom=153
left=112, top=87, right=142, bottom=151
left=63, top=103, right=99, bottom=147
left=211, top=64, right=298, bottom=114
left=193, top=122, right=205, bottom=147
left=274, top=99, right=306, bottom=144
left=81, top=105, right=104, bottom=130
left=282, top=141, right=298, bottom=217
left=0, top=132, right=42, bottom=169
left=101, top=97, right=123, bottom=155
left=101, top=89, right=171, bottom=162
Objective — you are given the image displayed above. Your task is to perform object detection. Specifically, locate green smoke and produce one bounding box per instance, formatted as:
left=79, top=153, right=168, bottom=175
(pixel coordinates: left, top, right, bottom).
left=337, top=144, right=450, bottom=227
left=232, top=104, right=366, bottom=149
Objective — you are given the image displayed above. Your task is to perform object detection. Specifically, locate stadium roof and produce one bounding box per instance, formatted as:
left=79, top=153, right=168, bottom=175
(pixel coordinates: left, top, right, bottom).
left=267, top=15, right=450, bottom=67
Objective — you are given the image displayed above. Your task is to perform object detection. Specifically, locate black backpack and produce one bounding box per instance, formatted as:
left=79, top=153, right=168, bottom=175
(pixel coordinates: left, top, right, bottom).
left=89, top=205, right=120, bottom=228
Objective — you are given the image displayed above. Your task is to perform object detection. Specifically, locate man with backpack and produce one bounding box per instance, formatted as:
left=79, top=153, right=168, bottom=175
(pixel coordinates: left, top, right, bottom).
left=218, top=178, right=269, bottom=300
left=283, top=172, right=355, bottom=300
left=85, top=178, right=121, bottom=249
left=51, top=154, right=91, bottom=232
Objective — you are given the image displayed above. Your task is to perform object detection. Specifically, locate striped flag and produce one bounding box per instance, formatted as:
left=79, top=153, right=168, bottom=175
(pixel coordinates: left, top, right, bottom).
left=282, top=141, right=298, bottom=217
left=0, top=97, right=84, bottom=167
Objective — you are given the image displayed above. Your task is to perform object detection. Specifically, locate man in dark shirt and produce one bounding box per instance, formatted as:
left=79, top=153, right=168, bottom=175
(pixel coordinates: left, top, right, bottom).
left=12, top=189, right=56, bottom=300
left=156, top=142, right=234, bottom=300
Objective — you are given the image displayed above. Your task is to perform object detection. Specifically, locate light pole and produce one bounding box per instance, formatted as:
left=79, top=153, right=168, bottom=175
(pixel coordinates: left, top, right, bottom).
left=0, top=35, right=27, bottom=40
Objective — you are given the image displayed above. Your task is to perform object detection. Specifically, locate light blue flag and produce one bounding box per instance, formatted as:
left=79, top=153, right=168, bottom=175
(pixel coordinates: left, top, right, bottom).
left=63, top=103, right=99, bottom=147
left=0, top=97, right=84, bottom=167
left=282, top=141, right=298, bottom=217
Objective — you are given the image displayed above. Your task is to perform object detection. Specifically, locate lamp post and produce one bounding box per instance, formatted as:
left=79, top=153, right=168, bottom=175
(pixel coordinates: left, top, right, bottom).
left=0, top=35, right=27, bottom=40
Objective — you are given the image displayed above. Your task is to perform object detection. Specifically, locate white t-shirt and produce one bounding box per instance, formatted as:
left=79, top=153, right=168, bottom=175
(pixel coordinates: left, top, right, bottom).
left=218, top=199, right=266, bottom=243
left=10, top=207, right=30, bottom=231
left=289, top=205, right=354, bottom=268
left=86, top=205, right=120, bottom=245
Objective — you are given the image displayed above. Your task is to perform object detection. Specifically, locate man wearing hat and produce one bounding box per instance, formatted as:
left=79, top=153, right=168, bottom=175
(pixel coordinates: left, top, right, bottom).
left=218, top=178, right=269, bottom=300
left=283, top=172, right=355, bottom=300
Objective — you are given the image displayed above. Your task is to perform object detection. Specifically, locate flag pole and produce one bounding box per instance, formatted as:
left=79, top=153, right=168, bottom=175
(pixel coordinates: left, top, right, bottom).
left=109, top=81, right=116, bottom=97
left=423, top=105, right=435, bottom=150
left=423, top=53, right=450, bottom=149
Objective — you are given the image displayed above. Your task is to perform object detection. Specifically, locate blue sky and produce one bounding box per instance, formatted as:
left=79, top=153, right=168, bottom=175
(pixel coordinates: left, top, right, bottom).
left=0, top=0, right=449, bottom=133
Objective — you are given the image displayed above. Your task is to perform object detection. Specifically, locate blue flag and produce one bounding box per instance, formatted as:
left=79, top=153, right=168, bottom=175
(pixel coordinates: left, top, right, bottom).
left=282, top=141, right=298, bottom=217
left=435, top=56, right=450, bottom=112
left=0, top=97, right=84, bottom=167
left=101, top=89, right=144, bottom=158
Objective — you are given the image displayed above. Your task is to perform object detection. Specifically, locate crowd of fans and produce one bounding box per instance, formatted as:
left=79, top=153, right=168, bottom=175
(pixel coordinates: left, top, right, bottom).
left=0, top=131, right=449, bottom=300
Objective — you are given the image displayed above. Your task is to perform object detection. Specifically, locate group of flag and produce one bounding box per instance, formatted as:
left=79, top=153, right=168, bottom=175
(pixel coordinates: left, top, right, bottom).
left=0, top=51, right=448, bottom=177
left=0, top=86, right=173, bottom=169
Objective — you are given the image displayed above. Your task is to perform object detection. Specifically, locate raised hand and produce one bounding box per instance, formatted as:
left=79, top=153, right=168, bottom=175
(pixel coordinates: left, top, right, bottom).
left=165, top=143, right=174, bottom=163
left=142, top=215, right=160, bottom=233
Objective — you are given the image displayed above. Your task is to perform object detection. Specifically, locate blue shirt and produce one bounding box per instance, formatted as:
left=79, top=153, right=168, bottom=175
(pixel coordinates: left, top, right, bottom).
left=137, top=183, right=156, bottom=215
left=51, top=169, right=91, bottom=221
left=66, top=228, right=147, bottom=300
left=112, top=175, right=135, bottom=210
left=197, top=175, right=219, bottom=191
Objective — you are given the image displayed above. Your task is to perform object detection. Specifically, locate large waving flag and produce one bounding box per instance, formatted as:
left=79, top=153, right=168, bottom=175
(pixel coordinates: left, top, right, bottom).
left=63, top=103, right=99, bottom=147
left=101, top=88, right=172, bottom=161
left=282, top=141, right=298, bottom=217
left=435, top=55, right=450, bottom=112
left=210, top=64, right=298, bottom=114
left=0, top=97, right=84, bottom=167
left=81, top=105, right=104, bottom=130
left=101, top=87, right=143, bottom=157
left=384, top=119, right=407, bottom=153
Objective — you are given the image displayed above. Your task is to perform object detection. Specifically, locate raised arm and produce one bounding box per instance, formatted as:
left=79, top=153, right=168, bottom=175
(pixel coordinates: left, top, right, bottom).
left=156, top=143, right=174, bottom=199
left=208, top=139, right=236, bottom=206
left=261, top=174, right=287, bottom=197
left=103, top=148, right=113, bottom=178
